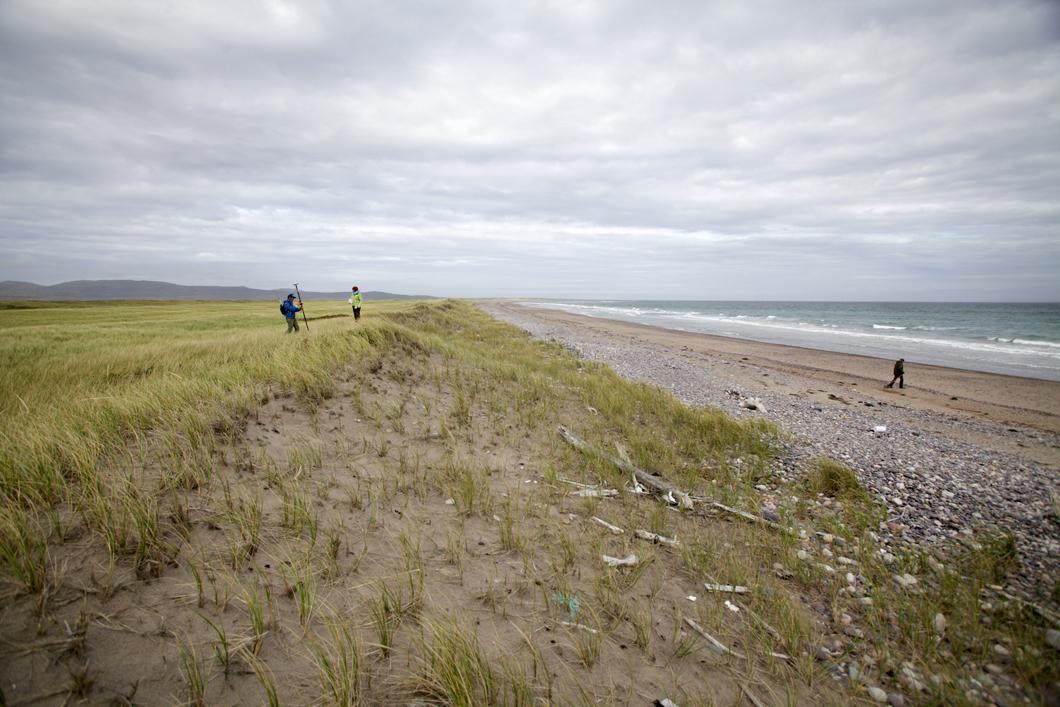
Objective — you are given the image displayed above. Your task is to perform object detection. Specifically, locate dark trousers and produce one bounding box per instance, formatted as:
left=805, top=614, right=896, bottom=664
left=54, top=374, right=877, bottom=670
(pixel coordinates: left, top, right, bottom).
left=352, top=307, right=361, bottom=320
left=886, top=374, right=903, bottom=388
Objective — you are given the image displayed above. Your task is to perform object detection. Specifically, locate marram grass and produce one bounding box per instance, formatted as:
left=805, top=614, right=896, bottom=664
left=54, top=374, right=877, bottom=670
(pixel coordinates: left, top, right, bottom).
left=0, top=298, right=1050, bottom=705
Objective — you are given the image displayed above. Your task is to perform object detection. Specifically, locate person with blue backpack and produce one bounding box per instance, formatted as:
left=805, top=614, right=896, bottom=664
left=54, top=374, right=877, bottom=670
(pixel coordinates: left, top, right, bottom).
left=280, top=293, right=303, bottom=333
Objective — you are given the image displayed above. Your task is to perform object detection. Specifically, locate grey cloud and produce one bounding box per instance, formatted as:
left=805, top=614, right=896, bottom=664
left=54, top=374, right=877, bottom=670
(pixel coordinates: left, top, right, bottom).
left=1, top=0, right=1058, bottom=299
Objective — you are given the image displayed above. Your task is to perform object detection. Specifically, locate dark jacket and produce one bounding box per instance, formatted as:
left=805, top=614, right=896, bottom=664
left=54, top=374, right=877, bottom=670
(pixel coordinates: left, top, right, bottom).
left=893, top=360, right=904, bottom=376
left=281, top=300, right=301, bottom=319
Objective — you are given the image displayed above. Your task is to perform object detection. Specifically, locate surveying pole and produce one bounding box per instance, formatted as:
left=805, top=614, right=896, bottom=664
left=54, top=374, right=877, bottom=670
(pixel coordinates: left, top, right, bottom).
left=293, top=283, right=309, bottom=331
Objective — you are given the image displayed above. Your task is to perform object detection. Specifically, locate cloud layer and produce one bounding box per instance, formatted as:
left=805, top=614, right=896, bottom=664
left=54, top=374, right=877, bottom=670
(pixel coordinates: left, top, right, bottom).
left=1, top=0, right=1058, bottom=299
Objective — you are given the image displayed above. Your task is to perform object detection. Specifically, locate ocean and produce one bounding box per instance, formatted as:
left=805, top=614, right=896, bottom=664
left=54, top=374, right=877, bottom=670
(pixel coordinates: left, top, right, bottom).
left=520, top=300, right=1060, bottom=381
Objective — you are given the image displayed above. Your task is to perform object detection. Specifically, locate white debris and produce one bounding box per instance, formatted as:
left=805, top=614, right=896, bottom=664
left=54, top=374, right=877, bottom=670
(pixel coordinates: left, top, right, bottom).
left=571, top=488, right=618, bottom=498
left=591, top=516, right=624, bottom=534
left=703, top=583, right=748, bottom=594
left=627, top=472, right=648, bottom=495
left=602, top=553, right=638, bottom=567
left=634, top=529, right=680, bottom=547
left=742, top=397, right=768, bottom=413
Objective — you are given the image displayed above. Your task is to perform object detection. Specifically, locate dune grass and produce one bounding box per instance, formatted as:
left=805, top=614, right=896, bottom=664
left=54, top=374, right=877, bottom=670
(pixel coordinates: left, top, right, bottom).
left=0, top=298, right=1052, bottom=705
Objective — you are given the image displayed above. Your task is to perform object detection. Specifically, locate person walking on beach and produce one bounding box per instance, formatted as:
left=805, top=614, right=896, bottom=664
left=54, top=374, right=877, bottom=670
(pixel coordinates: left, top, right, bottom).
left=281, top=293, right=303, bottom=333
left=886, top=358, right=905, bottom=389
left=350, top=286, right=363, bottom=321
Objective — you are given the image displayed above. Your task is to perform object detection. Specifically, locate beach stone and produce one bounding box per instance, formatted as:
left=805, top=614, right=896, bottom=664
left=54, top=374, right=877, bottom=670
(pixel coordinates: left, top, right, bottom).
left=993, top=643, right=1010, bottom=659
left=815, top=646, right=832, bottom=662
left=887, top=693, right=905, bottom=707
left=1046, top=628, right=1060, bottom=650
left=867, top=686, right=888, bottom=703
left=846, top=572, right=856, bottom=585
left=893, top=573, right=918, bottom=588
left=797, top=550, right=810, bottom=561
left=859, top=597, right=873, bottom=607
left=761, top=507, right=781, bottom=522
left=933, top=613, right=947, bottom=634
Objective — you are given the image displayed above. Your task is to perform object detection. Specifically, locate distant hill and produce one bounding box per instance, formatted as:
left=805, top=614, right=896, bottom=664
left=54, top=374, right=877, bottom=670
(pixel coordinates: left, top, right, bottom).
left=0, top=280, right=432, bottom=301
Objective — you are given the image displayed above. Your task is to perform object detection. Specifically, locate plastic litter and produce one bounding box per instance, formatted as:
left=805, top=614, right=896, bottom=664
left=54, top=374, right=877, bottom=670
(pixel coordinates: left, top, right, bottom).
left=551, top=592, right=580, bottom=621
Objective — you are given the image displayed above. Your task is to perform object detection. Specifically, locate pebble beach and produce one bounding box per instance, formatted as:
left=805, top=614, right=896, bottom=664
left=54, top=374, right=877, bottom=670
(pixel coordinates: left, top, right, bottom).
left=481, top=301, right=1060, bottom=602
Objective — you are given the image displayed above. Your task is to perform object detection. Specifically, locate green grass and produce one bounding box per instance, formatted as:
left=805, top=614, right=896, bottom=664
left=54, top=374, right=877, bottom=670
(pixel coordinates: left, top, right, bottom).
left=804, top=457, right=869, bottom=501
left=0, top=299, right=398, bottom=506
left=0, top=297, right=1051, bottom=706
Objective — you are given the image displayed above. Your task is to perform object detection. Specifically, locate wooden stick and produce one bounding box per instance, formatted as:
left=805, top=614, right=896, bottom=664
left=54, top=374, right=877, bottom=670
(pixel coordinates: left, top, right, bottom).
left=711, top=502, right=794, bottom=536
left=739, top=682, right=768, bottom=707
left=740, top=603, right=783, bottom=643
left=558, top=477, right=596, bottom=489
left=634, top=529, right=679, bottom=547
left=683, top=617, right=745, bottom=660
left=559, top=426, right=693, bottom=508
left=570, top=488, right=618, bottom=498
left=559, top=621, right=598, bottom=634
left=591, top=516, right=624, bottom=534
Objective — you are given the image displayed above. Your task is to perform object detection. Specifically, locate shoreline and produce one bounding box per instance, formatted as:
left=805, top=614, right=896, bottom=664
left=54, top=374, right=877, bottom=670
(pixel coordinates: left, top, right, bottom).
left=513, top=300, right=1060, bottom=383
left=496, top=302, right=1060, bottom=446
left=480, top=301, right=1059, bottom=601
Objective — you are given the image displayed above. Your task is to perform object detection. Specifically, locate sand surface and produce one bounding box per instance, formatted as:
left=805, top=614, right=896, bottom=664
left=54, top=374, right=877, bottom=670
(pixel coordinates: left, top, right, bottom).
left=494, top=303, right=1060, bottom=466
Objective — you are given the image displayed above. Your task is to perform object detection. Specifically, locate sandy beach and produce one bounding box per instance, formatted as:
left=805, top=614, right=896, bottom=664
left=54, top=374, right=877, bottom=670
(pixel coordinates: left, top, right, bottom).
left=488, top=302, right=1060, bottom=462
left=482, top=301, right=1060, bottom=599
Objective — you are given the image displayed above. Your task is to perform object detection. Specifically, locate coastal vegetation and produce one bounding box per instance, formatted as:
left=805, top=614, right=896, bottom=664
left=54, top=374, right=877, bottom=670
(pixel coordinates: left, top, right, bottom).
left=0, top=298, right=1053, bottom=705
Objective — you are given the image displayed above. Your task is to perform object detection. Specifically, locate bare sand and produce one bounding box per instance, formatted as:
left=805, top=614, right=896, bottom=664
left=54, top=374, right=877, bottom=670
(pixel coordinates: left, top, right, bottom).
left=496, top=303, right=1060, bottom=466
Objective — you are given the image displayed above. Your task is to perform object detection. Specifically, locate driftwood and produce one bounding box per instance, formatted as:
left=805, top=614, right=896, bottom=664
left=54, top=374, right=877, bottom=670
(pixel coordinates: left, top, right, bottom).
left=703, top=583, right=748, bottom=594
left=559, top=621, right=599, bottom=634
left=602, top=553, right=638, bottom=567
left=558, top=477, right=597, bottom=489
left=711, top=501, right=795, bottom=536
left=570, top=488, right=618, bottom=498
left=740, top=602, right=783, bottom=643
left=634, top=529, right=679, bottom=547
left=558, top=426, right=693, bottom=509
left=739, top=683, right=768, bottom=707
left=683, top=618, right=745, bottom=659
left=591, top=516, right=624, bottom=534
left=683, top=617, right=789, bottom=663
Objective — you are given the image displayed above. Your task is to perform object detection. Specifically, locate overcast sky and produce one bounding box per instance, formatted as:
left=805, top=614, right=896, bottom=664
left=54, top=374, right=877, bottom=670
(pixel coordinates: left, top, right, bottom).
left=1, top=1, right=1058, bottom=300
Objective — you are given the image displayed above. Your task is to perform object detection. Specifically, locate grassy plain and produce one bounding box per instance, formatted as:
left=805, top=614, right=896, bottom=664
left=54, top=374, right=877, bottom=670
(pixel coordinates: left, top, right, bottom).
left=0, top=298, right=1053, bottom=705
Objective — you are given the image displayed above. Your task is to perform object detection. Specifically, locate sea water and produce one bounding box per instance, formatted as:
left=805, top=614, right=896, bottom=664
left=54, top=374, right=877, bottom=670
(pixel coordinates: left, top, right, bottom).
left=520, top=300, right=1060, bottom=381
